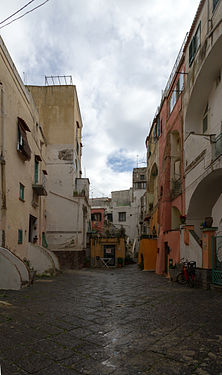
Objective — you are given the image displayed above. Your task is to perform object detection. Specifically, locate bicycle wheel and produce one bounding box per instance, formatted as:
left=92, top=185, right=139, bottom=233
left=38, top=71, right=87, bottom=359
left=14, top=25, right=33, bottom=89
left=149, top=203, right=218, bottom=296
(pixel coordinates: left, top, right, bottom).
left=177, top=272, right=186, bottom=285
left=188, top=274, right=195, bottom=288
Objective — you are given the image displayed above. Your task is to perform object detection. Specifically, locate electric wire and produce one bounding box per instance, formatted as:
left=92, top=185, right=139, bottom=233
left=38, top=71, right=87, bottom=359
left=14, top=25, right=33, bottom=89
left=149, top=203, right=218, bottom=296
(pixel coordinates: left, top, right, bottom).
left=0, top=0, right=50, bottom=30
left=0, top=0, right=36, bottom=25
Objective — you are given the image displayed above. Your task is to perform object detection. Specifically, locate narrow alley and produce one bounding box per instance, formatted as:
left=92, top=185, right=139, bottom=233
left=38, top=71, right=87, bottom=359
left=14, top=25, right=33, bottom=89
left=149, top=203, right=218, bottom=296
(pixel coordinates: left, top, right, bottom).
left=0, top=265, right=222, bottom=375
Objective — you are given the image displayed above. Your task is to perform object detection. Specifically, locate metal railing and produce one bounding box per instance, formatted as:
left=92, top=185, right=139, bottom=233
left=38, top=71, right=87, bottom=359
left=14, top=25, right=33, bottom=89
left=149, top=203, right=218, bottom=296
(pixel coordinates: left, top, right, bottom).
left=215, top=132, right=222, bottom=158
left=162, top=33, right=188, bottom=100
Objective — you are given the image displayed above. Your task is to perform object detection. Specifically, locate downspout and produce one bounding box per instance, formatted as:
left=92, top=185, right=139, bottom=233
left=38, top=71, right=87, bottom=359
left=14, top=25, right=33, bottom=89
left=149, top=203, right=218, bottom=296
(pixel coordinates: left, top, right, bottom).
left=0, top=82, right=6, bottom=247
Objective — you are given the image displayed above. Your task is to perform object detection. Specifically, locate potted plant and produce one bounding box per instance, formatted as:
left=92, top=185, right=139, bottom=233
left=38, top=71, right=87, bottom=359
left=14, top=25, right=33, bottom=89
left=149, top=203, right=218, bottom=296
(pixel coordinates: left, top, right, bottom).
left=117, top=257, right=123, bottom=267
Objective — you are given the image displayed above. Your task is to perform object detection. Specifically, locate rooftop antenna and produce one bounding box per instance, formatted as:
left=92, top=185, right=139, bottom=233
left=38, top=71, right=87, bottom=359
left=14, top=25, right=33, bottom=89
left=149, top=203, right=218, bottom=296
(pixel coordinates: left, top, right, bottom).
left=136, top=154, right=139, bottom=168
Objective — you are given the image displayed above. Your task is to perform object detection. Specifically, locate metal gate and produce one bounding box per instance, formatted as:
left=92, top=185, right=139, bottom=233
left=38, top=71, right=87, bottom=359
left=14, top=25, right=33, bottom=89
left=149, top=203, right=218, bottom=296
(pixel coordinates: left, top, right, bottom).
left=212, top=236, right=222, bottom=286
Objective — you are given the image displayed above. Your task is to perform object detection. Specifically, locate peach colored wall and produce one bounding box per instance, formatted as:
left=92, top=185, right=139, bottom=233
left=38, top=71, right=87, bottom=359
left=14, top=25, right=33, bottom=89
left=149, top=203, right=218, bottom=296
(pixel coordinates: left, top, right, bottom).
left=156, top=61, right=185, bottom=275
left=156, top=231, right=180, bottom=274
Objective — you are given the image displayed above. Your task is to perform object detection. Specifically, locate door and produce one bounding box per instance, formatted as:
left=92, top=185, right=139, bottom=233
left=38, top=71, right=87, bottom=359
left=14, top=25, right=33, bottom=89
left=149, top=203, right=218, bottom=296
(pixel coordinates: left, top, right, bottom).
left=104, top=245, right=115, bottom=266
left=212, top=236, right=222, bottom=286
left=29, top=215, right=37, bottom=243
left=164, top=242, right=169, bottom=274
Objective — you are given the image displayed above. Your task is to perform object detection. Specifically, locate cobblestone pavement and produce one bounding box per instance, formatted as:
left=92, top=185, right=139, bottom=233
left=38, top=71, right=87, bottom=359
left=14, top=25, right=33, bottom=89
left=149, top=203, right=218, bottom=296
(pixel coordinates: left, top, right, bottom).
left=0, top=265, right=222, bottom=375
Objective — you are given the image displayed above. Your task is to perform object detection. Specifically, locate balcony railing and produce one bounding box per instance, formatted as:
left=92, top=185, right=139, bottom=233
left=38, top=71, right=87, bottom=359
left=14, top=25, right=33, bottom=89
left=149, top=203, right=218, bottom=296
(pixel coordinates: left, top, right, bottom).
left=215, top=132, right=222, bottom=158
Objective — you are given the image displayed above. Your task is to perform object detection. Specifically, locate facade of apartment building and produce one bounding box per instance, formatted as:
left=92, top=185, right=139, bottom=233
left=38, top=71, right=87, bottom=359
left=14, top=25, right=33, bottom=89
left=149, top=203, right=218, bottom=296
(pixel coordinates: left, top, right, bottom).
left=180, top=0, right=222, bottom=280
left=90, top=168, right=146, bottom=255
left=28, top=84, right=91, bottom=269
left=0, top=37, right=58, bottom=289
left=156, top=53, right=186, bottom=275
left=145, top=120, right=160, bottom=238
left=142, top=0, right=222, bottom=286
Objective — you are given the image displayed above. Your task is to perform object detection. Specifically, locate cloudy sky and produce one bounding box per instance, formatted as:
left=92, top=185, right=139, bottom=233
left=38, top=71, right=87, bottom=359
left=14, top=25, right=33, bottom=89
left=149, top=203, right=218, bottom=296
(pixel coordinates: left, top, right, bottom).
left=1, top=0, right=200, bottom=197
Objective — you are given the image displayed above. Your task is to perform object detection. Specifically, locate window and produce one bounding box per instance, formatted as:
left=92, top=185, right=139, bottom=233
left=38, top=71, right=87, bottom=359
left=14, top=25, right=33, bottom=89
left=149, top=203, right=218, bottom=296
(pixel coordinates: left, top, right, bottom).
left=147, top=142, right=152, bottom=158
left=134, top=182, right=146, bottom=189
left=35, top=158, right=39, bottom=184
left=140, top=175, right=145, bottom=180
left=203, top=104, right=208, bottom=133
left=17, top=117, right=31, bottom=160
left=119, top=212, right=126, bottom=222
left=19, top=183, right=24, bottom=201
left=18, top=229, right=23, bottom=244
left=213, top=0, right=219, bottom=11
left=189, top=22, right=201, bottom=66
left=91, top=213, right=102, bottom=222
left=160, top=119, right=163, bottom=134
left=169, top=73, right=184, bottom=114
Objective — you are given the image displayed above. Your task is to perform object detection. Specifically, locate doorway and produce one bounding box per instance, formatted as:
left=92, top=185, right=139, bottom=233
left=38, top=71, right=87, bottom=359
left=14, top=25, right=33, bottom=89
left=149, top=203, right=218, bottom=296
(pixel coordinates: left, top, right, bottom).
left=164, top=242, right=170, bottom=274
left=29, top=215, right=37, bottom=243
left=104, top=245, right=115, bottom=266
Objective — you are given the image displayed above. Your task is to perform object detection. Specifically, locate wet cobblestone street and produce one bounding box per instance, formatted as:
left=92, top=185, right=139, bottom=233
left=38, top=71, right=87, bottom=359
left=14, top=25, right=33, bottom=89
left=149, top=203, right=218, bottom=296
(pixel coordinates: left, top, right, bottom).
left=0, top=264, right=222, bottom=375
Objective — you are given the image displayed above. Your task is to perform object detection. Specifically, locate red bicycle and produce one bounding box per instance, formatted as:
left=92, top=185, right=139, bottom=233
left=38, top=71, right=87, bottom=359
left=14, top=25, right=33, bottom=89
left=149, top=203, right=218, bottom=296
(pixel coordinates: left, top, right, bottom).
left=177, top=261, right=196, bottom=287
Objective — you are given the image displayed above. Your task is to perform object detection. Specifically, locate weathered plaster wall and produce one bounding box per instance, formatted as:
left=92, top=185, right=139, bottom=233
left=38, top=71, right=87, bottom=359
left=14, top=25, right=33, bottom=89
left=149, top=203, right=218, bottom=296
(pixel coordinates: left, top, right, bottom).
left=0, top=37, right=47, bottom=261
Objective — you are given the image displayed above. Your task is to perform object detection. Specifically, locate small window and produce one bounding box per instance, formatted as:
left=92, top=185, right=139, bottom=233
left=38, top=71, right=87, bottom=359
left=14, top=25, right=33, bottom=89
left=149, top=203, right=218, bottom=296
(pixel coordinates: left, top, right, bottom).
left=19, top=183, right=25, bottom=201
left=18, top=229, right=23, bottom=244
left=35, top=159, right=39, bottom=184
left=17, top=118, right=31, bottom=160
left=203, top=104, right=208, bottom=133
left=140, top=175, right=145, bottom=180
left=213, top=0, right=219, bottom=11
left=189, top=23, right=201, bottom=66
left=119, top=212, right=126, bottom=222
left=160, top=119, right=163, bottom=134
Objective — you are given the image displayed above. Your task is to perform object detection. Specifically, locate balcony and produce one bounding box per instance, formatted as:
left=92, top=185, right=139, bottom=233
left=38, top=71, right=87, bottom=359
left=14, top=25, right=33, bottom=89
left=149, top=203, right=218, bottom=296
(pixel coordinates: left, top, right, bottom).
left=32, top=184, right=47, bottom=196
left=32, top=173, right=47, bottom=196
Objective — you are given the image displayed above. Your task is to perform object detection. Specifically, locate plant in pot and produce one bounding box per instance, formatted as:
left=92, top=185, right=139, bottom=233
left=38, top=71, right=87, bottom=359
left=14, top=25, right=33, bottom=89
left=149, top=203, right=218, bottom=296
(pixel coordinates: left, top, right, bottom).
left=117, top=257, right=123, bottom=267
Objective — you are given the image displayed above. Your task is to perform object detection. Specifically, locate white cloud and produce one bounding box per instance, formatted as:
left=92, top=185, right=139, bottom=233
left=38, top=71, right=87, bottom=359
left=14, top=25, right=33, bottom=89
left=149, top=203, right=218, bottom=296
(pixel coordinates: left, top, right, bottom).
left=1, top=0, right=200, bottom=196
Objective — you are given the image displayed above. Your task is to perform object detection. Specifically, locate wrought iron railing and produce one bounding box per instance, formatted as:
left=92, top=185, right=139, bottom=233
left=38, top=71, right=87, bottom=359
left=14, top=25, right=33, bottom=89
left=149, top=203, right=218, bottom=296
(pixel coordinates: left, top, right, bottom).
left=215, top=132, right=222, bottom=158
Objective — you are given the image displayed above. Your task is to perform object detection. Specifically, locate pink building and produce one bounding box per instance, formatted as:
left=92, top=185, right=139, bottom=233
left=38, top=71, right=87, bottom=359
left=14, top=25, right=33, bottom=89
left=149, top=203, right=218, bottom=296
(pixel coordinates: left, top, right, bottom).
left=156, top=42, right=186, bottom=275
left=91, top=208, right=105, bottom=234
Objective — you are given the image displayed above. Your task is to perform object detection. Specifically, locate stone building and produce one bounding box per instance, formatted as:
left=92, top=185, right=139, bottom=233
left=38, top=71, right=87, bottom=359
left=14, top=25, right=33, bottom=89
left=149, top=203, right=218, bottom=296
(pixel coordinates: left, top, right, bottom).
left=28, top=83, right=91, bottom=269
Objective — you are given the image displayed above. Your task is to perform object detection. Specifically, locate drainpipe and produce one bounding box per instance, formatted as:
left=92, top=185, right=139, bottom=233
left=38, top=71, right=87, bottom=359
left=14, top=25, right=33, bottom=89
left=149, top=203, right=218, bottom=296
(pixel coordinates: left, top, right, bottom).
left=0, top=82, right=6, bottom=247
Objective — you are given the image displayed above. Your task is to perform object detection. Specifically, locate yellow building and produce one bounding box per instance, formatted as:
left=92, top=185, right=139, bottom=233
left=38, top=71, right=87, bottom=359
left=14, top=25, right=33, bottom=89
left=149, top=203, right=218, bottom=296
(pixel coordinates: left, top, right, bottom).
left=91, top=237, right=126, bottom=267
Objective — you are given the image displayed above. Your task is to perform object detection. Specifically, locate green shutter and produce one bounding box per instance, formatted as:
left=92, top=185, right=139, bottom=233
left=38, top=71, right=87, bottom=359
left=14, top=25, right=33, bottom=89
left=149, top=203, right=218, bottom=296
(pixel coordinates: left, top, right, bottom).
left=19, top=183, right=24, bottom=200
left=35, top=160, right=39, bottom=184
left=18, top=229, right=23, bottom=244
